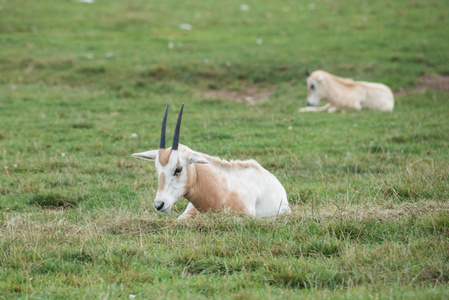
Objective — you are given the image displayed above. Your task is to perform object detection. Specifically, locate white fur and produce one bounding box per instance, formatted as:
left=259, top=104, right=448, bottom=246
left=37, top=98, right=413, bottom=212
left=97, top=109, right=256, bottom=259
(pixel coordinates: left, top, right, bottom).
left=299, top=70, right=394, bottom=113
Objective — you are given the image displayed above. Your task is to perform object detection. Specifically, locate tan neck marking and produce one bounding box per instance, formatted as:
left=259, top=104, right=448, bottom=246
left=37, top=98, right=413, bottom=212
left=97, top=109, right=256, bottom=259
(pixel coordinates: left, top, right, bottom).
left=183, top=164, right=249, bottom=214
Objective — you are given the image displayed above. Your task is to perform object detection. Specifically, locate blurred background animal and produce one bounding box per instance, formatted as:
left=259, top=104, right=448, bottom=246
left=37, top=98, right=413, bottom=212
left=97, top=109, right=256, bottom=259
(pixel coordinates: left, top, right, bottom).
left=299, top=69, right=394, bottom=113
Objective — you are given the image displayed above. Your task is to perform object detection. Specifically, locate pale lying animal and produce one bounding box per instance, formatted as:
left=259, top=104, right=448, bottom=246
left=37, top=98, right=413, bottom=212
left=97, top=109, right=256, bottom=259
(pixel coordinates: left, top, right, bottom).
left=299, top=69, right=394, bottom=113
left=132, top=104, right=291, bottom=219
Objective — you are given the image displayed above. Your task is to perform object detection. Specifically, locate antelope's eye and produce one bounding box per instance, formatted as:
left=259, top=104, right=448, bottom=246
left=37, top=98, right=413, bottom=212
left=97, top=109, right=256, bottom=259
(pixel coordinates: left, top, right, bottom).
left=174, top=166, right=183, bottom=176
left=310, top=84, right=315, bottom=90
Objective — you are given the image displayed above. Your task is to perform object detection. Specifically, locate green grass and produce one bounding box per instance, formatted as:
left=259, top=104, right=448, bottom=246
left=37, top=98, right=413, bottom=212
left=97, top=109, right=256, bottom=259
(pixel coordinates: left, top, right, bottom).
left=1, top=0, right=449, bottom=298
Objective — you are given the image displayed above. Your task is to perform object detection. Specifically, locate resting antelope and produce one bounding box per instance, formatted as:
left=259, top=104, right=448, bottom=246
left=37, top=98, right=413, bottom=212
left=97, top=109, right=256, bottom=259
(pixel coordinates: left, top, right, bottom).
left=299, top=69, right=394, bottom=113
left=132, top=104, right=291, bottom=219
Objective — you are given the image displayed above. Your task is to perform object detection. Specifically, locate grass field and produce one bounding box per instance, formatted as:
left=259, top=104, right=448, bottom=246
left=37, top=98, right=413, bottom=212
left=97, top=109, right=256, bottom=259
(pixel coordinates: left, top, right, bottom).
left=1, top=0, right=449, bottom=298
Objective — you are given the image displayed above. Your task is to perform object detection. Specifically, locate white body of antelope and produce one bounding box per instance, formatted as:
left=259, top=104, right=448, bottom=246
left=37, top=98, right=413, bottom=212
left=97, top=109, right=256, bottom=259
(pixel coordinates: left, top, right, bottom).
left=132, top=104, right=291, bottom=219
left=299, top=70, right=394, bottom=113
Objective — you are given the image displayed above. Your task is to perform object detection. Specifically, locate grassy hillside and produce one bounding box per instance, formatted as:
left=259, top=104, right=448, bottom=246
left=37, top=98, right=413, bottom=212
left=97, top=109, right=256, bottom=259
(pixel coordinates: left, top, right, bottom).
left=1, top=0, right=448, bottom=298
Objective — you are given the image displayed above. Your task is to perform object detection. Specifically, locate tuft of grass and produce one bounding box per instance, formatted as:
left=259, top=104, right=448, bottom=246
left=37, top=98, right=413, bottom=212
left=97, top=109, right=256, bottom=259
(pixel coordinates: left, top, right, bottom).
left=28, top=193, right=82, bottom=208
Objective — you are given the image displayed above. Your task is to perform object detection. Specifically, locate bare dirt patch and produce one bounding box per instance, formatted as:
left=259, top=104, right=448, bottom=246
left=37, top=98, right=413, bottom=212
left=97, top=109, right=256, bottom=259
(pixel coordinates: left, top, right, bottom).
left=201, top=86, right=272, bottom=104
left=396, top=74, right=449, bottom=96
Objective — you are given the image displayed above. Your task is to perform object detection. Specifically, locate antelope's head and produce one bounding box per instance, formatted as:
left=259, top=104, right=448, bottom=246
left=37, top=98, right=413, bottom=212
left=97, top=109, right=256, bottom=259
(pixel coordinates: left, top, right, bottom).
left=131, top=104, right=209, bottom=213
left=305, top=69, right=326, bottom=107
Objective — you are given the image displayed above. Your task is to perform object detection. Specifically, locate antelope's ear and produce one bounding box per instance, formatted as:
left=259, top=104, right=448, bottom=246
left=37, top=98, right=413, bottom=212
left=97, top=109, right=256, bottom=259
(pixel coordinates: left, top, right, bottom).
left=187, top=153, right=209, bottom=165
left=131, top=150, right=158, bottom=161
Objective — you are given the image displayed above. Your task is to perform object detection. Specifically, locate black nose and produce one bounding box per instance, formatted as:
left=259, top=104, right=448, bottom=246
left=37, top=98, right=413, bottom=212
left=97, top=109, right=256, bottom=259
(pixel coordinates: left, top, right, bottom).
left=155, top=202, right=164, bottom=211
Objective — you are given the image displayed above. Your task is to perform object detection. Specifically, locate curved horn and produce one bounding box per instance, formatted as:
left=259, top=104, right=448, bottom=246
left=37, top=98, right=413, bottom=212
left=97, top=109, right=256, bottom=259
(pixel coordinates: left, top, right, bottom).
left=172, top=103, right=184, bottom=151
left=159, top=104, right=169, bottom=149
left=305, top=68, right=310, bottom=77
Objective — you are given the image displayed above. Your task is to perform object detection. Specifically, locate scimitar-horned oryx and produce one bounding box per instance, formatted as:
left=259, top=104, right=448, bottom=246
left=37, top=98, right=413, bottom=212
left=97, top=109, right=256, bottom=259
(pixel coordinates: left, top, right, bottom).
left=299, top=69, right=394, bottom=113
left=132, top=104, right=291, bottom=219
